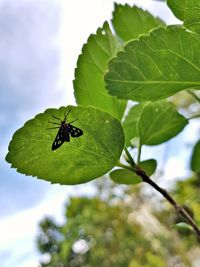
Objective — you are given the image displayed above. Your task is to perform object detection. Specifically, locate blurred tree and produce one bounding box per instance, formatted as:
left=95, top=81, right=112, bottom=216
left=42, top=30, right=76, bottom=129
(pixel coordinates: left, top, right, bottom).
left=36, top=177, right=200, bottom=267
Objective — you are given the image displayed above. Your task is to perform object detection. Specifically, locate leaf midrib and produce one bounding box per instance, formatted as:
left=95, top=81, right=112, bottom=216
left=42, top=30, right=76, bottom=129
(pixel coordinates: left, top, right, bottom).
left=107, top=80, right=200, bottom=85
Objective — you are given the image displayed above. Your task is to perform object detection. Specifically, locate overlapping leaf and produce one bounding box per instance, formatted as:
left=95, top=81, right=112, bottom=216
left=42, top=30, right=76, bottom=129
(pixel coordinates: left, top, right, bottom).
left=6, top=106, right=125, bottom=185
left=74, top=22, right=126, bottom=120
left=167, top=0, right=186, bottom=21
left=105, top=26, right=200, bottom=101
left=74, top=5, right=165, bottom=120
left=123, top=103, right=146, bottom=146
left=110, top=159, right=157, bottom=185
left=167, top=0, right=200, bottom=34
left=123, top=100, right=188, bottom=146
left=112, top=3, right=164, bottom=42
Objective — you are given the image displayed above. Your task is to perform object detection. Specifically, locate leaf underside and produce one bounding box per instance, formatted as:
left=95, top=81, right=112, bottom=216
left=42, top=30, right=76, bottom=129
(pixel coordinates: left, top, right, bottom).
left=110, top=159, right=157, bottom=185
left=167, top=0, right=200, bottom=34
left=74, top=22, right=126, bottom=120
left=105, top=26, right=200, bottom=101
left=123, top=100, right=188, bottom=146
left=6, top=106, right=125, bottom=185
left=112, top=3, right=164, bottom=42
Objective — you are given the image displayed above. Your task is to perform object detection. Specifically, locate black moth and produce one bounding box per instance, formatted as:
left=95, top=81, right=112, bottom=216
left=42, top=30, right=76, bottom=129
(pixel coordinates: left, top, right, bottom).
left=49, top=109, right=83, bottom=150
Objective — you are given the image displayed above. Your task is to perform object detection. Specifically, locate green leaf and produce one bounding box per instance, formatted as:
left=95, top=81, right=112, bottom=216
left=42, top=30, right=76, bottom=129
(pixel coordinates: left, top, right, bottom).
left=167, top=0, right=200, bottom=34
left=123, top=102, right=146, bottom=146
left=112, top=4, right=164, bottom=42
left=167, top=0, right=186, bottom=21
left=110, top=159, right=157, bottom=185
left=139, top=159, right=157, bottom=176
left=6, top=106, right=125, bottom=185
left=110, top=169, right=141, bottom=185
left=123, top=100, right=188, bottom=146
left=173, top=222, right=193, bottom=233
left=191, top=140, right=200, bottom=172
left=105, top=26, right=200, bottom=101
left=74, top=22, right=126, bottom=120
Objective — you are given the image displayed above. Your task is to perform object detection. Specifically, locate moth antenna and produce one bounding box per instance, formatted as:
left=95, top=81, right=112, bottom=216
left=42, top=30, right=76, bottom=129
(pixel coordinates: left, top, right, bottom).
left=69, top=118, right=78, bottom=124
left=51, top=115, right=62, bottom=121
left=64, top=109, right=72, bottom=121
left=48, top=121, right=61, bottom=125
left=47, top=126, right=60, bottom=129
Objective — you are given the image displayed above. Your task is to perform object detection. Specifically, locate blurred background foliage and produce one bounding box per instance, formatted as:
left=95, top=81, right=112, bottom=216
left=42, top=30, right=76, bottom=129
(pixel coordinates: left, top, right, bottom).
left=36, top=172, right=200, bottom=267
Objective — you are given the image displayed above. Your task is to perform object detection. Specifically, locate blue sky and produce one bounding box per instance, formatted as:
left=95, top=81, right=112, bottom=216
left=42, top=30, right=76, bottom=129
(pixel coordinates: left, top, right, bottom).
left=0, top=0, right=199, bottom=266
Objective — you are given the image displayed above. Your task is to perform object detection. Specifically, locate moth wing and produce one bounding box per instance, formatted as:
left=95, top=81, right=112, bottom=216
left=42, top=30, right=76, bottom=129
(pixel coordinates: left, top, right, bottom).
left=69, top=125, right=83, bottom=138
left=52, top=128, right=70, bottom=150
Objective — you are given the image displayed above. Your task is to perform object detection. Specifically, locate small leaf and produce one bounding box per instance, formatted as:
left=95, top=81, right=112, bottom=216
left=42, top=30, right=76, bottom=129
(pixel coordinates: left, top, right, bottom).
left=112, top=4, right=164, bottom=42
left=6, top=106, right=125, bottom=185
left=105, top=26, right=200, bottom=101
left=138, top=101, right=188, bottom=145
left=74, top=22, right=126, bottom=120
left=123, top=100, right=188, bottom=146
left=110, top=159, right=157, bottom=185
left=173, top=222, right=193, bottom=233
left=110, top=169, right=142, bottom=185
left=191, top=140, right=200, bottom=172
left=167, top=0, right=200, bottom=34
left=139, top=159, right=157, bottom=176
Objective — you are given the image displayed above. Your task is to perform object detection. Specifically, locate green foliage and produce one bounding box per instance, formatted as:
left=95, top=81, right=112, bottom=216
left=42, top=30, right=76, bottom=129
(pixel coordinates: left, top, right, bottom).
left=110, top=159, right=156, bottom=185
left=4, top=2, right=200, bottom=264
left=124, top=100, right=188, bottom=146
left=5, top=2, right=200, bottom=187
left=167, top=0, right=186, bottom=20
left=74, top=22, right=126, bottom=120
left=137, top=101, right=188, bottom=145
left=167, top=0, right=200, bottom=34
left=105, top=26, right=200, bottom=101
left=191, top=140, right=200, bottom=172
left=112, top=4, right=164, bottom=42
left=110, top=169, right=142, bottom=184
left=6, top=106, right=124, bottom=184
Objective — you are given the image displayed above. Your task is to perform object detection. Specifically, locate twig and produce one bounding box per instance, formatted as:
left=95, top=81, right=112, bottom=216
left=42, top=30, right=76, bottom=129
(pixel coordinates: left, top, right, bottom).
left=135, top=166, right=200, bottom=237
left=124, top=147, right=136, bottom=167
left=137, top=141, right=142, bottom=164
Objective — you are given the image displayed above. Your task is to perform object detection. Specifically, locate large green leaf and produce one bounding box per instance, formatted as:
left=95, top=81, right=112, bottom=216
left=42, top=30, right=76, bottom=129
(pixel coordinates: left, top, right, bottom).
left=112, top=3, right=164, bottom=42
left=105, top=26, right=200, bottom=101
left=6, top=106, right=125, bottom=185
left=74, top=22, right=126, bottom=120
left=123, top=100, right=188, bottom=146
left=167, top=0, right=200, bottom=34
left=191, top=140, right=200, bottom=172
left=110, top=159, right=157, bottom=185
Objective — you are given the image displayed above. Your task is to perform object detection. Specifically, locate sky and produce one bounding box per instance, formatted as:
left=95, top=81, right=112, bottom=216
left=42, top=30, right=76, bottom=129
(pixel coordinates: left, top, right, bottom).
left=0, top=0, right=199, bottom=266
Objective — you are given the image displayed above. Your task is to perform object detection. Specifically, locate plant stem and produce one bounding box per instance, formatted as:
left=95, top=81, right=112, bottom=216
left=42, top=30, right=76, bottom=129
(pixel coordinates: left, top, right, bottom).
left=188, top=90, right=200, bottom=103
left=116, top=161, right=135, bottom=172
left=135, top=167, right=200, bottom=237
left=188, top=113, right=200, bottom=120
left=124, top=147, right=136, bottom=167
left=137, top=141, right=142, bottom=164
left=117, top=161, right=200, bottom=238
